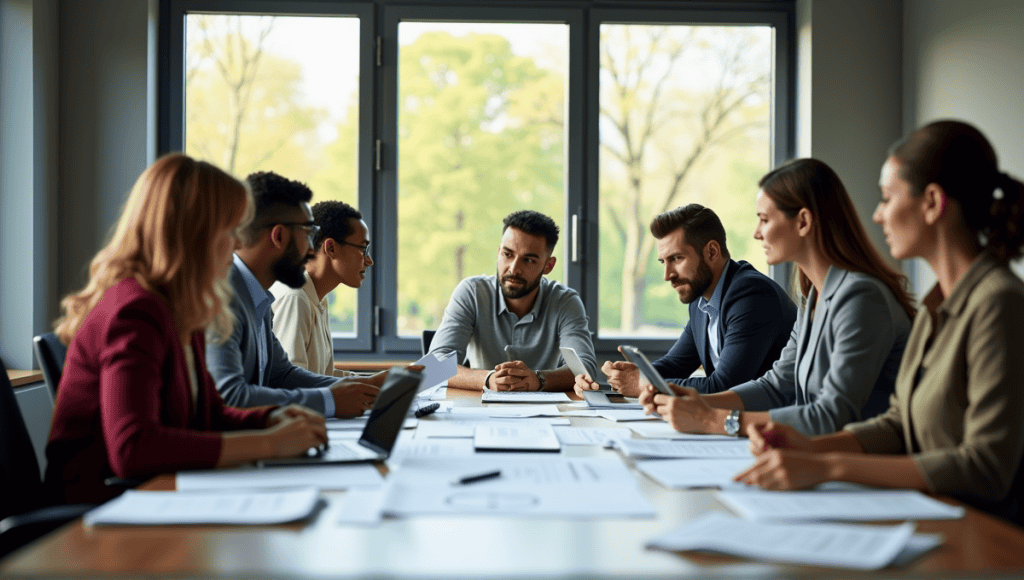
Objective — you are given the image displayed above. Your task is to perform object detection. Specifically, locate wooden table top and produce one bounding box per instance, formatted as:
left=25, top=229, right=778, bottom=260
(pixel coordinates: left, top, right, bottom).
left=6, top=369, right=44, bottom=388
left=4, top=386, right=1024, bottom=577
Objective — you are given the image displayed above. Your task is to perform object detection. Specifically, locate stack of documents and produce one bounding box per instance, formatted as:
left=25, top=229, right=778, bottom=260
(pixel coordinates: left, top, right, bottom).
left=85, top=488, right=320, bottom=526
left=636, top=458, right=754, bottom=489
left=646, top=512, right=943, bottom=570
left=717, top=488, right=966, bottom=521
left=481, top=389, right=571, bottom=403
left=177, top=464, right=383, bottom=491
left=610, top=438, right=752, bottom=459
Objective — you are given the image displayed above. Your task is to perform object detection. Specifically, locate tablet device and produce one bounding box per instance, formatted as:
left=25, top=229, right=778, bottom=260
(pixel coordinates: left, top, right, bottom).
left=618, top=345, right=677, bottom=396
left=558, top=346, right=614, bottom=393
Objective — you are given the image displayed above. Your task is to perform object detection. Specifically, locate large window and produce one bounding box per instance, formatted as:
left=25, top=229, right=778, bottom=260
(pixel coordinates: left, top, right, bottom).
left=165, top=1, right=791, bottom=358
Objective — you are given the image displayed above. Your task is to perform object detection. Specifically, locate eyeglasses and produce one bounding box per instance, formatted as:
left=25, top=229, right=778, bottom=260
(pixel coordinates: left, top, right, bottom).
left=275, top=222, right=321, bottom=245
left=340, top=241, right=372, bottom=258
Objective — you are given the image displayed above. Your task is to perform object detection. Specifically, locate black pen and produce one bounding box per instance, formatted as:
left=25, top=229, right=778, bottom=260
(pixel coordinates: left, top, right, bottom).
left=414, top=402, right=440, bottom=418
left=451, top=470, right=502, bottom=485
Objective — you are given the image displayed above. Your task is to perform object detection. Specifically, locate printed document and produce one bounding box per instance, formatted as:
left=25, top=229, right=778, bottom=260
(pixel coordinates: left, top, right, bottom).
left=627, top=422, right=738, bottom=441
left=177, top=464, right=383, bottom=491
left=84, top=488, right=320, bottom=526
left=646, top=512, right=922, bottom=570
left=611, top=438, right=752, bottom=459
left=481, top=388, right=571, bottom=403
left=636, top=458, right=755, bottom=489
left=553, top=426, right=631, bottom=446
left=412, top=351, right=458, bottom=393
left=718, top=489, right=966, bottom=521
left=474, top=424, right=561, bottom=452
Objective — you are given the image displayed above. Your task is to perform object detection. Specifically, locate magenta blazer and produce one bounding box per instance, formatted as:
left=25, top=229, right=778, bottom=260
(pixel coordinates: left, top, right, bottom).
left=46, top=277, right=274, bottom=503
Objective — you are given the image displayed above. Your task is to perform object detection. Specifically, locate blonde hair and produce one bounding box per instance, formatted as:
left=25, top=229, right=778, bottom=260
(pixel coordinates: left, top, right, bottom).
left=56, top=154, right=253, bottom=344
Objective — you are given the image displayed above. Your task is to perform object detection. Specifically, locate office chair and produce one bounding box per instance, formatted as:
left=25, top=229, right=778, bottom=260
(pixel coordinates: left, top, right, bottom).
left=0, top=358, right=93, bottom=560
left=32, top=333, right=67, bottom=397
left=421, top=330, right=436, bottom=357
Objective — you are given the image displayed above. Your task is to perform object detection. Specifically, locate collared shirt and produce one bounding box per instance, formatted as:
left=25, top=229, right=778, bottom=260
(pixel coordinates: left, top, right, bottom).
left=270, top=273, right=354, bottom=378
left=232, top=254, right=334, bottom=416
left=428, top=275, right=598, bottom=378
left=845, top=254, right=1024, bottom=518
left=697, top=261, right=731, bottom=367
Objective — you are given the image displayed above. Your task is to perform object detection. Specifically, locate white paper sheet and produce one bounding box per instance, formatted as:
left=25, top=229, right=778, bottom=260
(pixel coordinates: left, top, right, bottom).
left=480, top=389, right=571, bottom=403
left=611, top=438, right=752, bottom=459
left=596, top=409, right=661, bottom=422
left=176, top=464, right=384, bottom=491
left=326, top=417, right=418, bottom=431
left=336, top=485, right=393, bottom=526
left=627, top=422, right=739, bottom=441
left=382, top=456, right=655, bottom=518
left=415, top=419, right=570, bottom=439
left=635, top=458, right=755, bottom=489
left=413, top=351, right=458, bottom=392
left=387, top=438, right=477, bottom=463
left=717, top=489, right=966, bottom=521
left=553, top=426, right=631, bottom=446
left=447, top=405, right=565, bottom=418
left=646, top=512, right=919, bottom=570
left=474, top=424, right=561, bottom=451
left=85, top=488, right=321, bottom=526
left=416, top=384, right=447, bottom=400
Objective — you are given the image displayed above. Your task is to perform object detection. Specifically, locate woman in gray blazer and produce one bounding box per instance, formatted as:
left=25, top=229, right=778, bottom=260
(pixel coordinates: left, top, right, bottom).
left=642, top=159, right=917, bottom=436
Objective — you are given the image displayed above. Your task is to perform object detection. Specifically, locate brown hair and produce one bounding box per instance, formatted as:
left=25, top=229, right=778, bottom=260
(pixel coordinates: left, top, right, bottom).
left=650, top=204, right=731, bottom=259
left=759, top=158, right=916, bottom=319
left=56, top=154, right=253, bottom=344
left=889, top=120, right=1024, bottom=264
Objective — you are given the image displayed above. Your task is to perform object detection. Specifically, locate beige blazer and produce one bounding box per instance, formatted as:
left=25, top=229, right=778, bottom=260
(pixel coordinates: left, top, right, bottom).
left=846, top=255, right=1024, bottom=520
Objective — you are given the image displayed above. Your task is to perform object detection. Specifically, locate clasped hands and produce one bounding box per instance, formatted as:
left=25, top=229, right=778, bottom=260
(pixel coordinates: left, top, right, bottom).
left=489, top=360, right=542, bottom=391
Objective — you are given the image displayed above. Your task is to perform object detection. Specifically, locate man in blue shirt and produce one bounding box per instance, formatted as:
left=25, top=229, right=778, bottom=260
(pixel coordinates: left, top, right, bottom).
left=429, top=210, right=597, bottom=391
left=576, top=204, right=796, bottom=396
left=205, top=171, right=379, bottom=418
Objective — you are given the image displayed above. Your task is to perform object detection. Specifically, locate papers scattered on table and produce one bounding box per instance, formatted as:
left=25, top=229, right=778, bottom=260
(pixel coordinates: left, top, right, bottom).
left=446, top=405, right=565, bottom=418
left=413, top=351, right=458, bottom=393
left=610, top=438, right=752, bottom=459
left=474, top=424, right=561, bottom=452
left=581, top=391, right=644, bottom=409
left=553, top=426, right=631, bottom=446
left=326, top=416, right=418, bottom=431
left=383, top=456, right=655, bottom=518
left=415, top=419, right=569, bottom=439
left=627, top=422, right=738, bottom=441
left=646, top=512, right=938, bottom=570
left=387, top=438, right=477, bottom=464
left=635, top=458, right=755, bottom=489
left=481, top=388, right=571, bottom=403
left=595, top=409, right=661, bottom=422
left=85, top=488, right=320, bottom=526
left=177, top=464, right=383, bottom=491
left=717, top=489, right=966, bottom=521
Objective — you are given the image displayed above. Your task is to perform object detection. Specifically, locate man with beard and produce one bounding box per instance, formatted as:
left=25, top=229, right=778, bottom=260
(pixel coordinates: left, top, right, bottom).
left=206, top=171, right=379, bottom=418
left=429, top=210, right=596, bottom=391
left=576, top=204, right=796, bottom=397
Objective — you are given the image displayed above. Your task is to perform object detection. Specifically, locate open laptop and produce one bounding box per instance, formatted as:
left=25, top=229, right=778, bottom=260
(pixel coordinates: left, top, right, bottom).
left=259, top=367, right=423, bottom=467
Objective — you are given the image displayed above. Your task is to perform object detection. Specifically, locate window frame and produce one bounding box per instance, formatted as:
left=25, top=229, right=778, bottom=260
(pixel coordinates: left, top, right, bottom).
left=160, top=0, right=794, bottom=361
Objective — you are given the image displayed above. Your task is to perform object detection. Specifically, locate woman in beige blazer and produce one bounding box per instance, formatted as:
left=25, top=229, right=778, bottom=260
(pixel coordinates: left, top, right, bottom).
left=737, top=121, right=1024, bottom=524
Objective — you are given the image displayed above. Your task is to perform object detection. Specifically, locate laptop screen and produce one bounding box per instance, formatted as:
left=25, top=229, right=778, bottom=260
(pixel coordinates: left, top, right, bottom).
left=358, top=368, right=422, bottom=456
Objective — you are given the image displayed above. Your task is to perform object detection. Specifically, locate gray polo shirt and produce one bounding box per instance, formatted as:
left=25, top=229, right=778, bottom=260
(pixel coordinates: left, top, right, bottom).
left=429, top=275, right=597, bottom=377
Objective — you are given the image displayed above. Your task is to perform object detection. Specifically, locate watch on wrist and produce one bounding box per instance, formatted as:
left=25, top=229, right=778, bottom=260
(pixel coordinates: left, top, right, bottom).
left=724, top=410, right=741, bottom=436
left=483, top=370, right=496, bottom=389
left=535, top=370, right=546, bottom=391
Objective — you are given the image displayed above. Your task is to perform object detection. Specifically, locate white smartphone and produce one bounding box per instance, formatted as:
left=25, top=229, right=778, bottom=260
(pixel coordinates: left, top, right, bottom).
left=618, top=345, right=677, bottom=396
left=558, top=346, right=614, bottom=393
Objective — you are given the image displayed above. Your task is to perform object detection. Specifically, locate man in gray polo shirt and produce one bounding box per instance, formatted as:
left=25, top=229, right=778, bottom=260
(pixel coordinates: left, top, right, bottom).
left=428, top=210, right=597, bottom=391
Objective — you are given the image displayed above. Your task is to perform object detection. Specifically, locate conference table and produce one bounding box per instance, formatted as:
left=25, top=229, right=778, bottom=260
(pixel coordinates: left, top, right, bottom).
left=3, top=386, right=1024, bottom=578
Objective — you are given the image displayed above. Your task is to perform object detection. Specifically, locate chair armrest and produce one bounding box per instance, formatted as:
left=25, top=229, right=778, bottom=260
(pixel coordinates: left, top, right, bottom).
left=0, top=504, right=95, bottom=559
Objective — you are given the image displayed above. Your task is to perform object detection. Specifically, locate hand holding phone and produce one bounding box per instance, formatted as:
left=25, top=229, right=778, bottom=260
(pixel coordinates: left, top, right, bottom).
left=618, top=345, right=677, bottom=396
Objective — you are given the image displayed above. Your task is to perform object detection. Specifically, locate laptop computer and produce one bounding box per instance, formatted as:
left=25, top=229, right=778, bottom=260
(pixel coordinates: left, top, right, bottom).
left=259, top=367, right=423, bottom=467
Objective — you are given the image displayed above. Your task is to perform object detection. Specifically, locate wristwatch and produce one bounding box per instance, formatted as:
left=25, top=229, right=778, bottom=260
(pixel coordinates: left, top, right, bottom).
left=535, top=370, right=546, bottom=391
left=724, top=410, right=741, bottom=436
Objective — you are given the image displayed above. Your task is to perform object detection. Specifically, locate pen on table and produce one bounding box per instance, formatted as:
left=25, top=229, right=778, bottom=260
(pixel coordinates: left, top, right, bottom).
left=451, top=470, right=502, bottom=486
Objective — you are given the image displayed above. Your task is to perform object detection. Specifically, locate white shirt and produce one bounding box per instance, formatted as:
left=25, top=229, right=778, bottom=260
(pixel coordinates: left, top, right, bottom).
left=270, top=273, right=353, bottom=378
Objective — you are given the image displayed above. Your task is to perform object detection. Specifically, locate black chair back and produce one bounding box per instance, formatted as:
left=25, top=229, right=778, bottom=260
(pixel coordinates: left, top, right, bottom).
left=421, top=330, right=436, bottom=357
left=32, top=333, right=67, bottom=397
left=0, top=358, right=46, bottom=523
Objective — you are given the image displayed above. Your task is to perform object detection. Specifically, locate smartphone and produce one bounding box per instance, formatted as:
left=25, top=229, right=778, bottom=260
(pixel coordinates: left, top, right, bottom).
left=503, top=345, right=520, bottom=362
left=558, top=346, right=614, bottom=393
left=618, top=345, right=677, bottom=396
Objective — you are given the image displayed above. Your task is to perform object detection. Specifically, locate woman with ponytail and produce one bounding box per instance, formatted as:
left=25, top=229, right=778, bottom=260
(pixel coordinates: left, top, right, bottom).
left=738, top=121, right=1024, bottom=524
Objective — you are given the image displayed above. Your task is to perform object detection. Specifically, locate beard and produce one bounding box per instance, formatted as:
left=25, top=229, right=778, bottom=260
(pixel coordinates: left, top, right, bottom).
left=673, top=258, right=714, bottom=304
left=498, top=268, right=543, bottom=300
left=273, top=238, right=311, bottom=289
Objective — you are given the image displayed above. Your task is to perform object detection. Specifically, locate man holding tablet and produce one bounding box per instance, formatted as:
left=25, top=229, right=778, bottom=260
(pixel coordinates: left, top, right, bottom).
left=576, top=205, right=796, bottom=397
left=429, top=210, right=596, bottom=391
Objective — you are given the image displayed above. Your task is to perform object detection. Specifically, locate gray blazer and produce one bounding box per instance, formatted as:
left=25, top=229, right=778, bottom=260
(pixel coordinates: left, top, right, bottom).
left=206, top=263, right=338, bottom=414
left=732, top=267, right=912, bottom=435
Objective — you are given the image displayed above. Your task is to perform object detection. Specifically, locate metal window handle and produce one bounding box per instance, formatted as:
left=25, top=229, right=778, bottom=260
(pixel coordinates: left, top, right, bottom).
left=571, top=214, right=579, bottom=262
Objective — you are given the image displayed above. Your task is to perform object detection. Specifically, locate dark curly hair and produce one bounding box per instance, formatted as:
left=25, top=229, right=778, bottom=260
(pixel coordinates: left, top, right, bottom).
left=502, top=210, right=559, bottom=253
left=311, top=200, right=363, bottom=252
left=243, top=171, right=314, bottom=241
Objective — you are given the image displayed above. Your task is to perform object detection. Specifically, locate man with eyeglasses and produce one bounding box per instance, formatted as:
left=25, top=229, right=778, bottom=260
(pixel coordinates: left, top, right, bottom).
left=270, top=200, right=374, bottom=378
left=206, top=171, right=380, bottom=419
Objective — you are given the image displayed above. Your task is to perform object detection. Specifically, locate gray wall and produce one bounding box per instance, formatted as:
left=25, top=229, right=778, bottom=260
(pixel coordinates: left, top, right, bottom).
left=903, top=0, right=1024, bottom=291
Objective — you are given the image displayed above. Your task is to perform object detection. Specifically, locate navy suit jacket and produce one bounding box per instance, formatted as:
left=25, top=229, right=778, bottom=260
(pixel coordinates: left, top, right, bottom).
left=653, top=260, right=797, bottom=394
